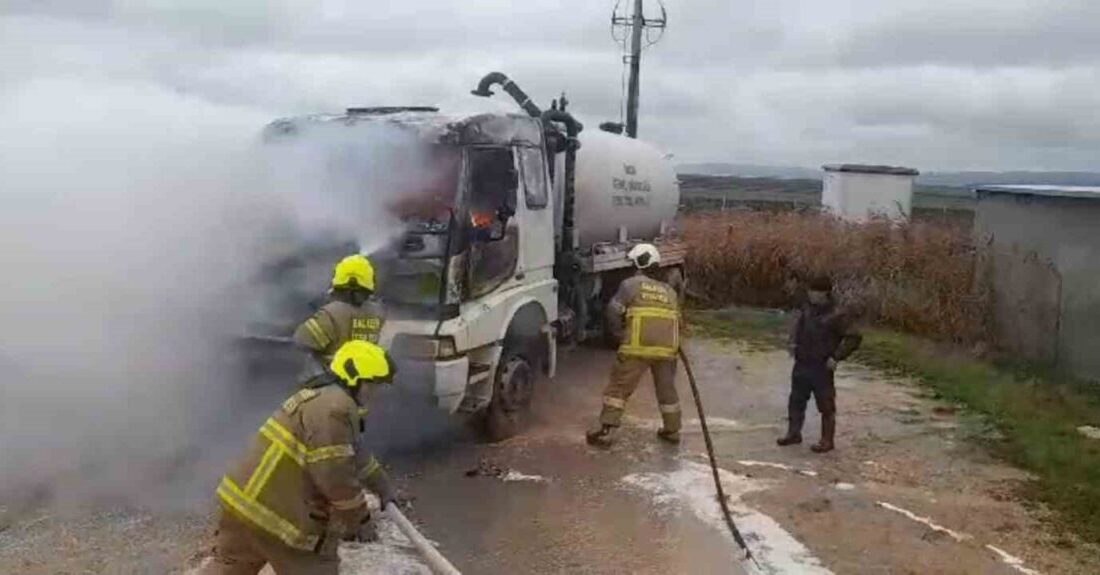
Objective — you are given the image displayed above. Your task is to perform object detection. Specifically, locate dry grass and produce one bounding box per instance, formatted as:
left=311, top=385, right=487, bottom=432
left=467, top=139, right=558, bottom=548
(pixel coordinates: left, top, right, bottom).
left=682, top=211, right=990, bottom=343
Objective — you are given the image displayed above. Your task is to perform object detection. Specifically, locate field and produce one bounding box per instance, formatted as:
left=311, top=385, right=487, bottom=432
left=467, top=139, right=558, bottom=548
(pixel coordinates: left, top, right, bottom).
left=681, top=210, right=989, bottom=343
left=678, top=174, right=975, bottom=226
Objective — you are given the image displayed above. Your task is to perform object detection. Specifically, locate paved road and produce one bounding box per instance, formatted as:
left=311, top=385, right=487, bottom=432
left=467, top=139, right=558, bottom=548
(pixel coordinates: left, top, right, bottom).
left=4, top=338, right=1094, bottom=574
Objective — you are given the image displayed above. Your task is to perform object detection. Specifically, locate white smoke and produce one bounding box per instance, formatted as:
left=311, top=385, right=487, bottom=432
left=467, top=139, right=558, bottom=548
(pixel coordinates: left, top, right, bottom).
left=0, top=36, right=438, bottom=510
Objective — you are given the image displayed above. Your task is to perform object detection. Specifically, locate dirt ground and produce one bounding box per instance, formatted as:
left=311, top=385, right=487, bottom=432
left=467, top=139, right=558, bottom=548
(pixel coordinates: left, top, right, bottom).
left=1, top=336, right=1097, bottom=574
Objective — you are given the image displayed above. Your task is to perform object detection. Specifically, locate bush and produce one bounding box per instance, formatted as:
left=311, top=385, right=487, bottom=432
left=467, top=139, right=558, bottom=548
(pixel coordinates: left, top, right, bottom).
left=682, top=211, right=991, bottom=343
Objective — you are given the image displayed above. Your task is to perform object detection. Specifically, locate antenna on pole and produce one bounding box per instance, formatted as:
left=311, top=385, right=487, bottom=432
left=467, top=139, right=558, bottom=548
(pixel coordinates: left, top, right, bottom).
left=611, top=0, right=667, bottom=139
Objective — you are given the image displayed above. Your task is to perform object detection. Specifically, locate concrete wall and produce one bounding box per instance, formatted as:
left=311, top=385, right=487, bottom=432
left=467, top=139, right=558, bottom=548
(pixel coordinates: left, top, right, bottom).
left=822, top=171, right=914, bottom=221
left=974, top=193, right=1100, bottom=381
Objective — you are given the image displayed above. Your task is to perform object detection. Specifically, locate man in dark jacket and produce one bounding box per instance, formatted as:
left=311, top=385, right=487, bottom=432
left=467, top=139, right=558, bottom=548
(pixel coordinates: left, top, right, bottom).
left=777, top=276, right=862, bottom=453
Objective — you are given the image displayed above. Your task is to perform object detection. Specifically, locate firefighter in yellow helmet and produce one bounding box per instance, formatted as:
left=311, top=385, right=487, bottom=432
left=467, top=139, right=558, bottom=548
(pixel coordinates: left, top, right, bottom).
left=293, top=254, right=386, bottom=387
left=200, top=341, right=400, bottom=575
left=587, top=243, right=683, bottom=448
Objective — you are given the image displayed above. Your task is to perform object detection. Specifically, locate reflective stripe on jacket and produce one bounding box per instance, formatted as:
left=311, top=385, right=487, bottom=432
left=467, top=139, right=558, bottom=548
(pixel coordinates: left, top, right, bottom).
left=293, top=299, right=386, bottom=358
left=216, top=386, right=377, bottom=551
left=610, top=274, right=681, bottom=359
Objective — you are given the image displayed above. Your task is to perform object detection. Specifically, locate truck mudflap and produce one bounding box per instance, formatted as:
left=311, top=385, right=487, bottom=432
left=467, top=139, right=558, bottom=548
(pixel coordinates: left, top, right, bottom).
left=393, top=356, right=469, bottom=414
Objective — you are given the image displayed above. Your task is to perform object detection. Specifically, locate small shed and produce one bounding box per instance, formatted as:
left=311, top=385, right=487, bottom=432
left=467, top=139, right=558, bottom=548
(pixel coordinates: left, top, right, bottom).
left=822, top=164, right=919, bottom=221
left=974, top=185, right=1100, bottom=381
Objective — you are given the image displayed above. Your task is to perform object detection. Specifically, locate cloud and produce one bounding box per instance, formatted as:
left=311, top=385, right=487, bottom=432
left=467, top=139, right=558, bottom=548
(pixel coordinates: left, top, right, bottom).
left=6, top=1, right=1099, bottom=170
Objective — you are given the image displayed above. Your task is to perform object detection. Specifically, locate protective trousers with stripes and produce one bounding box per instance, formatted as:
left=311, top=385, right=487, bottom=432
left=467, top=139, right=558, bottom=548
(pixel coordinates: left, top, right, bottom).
left=599, top=355, right=681, bottom=432
left=199, top=512, right=339, bottom=575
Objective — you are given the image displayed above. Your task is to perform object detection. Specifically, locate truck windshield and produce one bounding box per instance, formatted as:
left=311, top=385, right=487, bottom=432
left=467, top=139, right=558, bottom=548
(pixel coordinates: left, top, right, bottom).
left=373, top=145, right=461, bottom=314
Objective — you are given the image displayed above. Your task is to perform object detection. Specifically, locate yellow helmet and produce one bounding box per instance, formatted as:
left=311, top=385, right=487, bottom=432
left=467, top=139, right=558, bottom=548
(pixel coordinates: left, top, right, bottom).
left=330, top=341, right=394, bottom=388
left=332, top=254, right=375, bottom=291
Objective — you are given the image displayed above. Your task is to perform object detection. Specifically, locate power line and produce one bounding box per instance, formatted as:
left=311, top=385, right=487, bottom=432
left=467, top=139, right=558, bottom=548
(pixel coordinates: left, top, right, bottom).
left=611, top=0, right=668, bottom=138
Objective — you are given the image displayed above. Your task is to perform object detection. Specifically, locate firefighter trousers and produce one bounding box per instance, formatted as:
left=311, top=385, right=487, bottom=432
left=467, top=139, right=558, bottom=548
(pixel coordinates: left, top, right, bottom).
left=599, top=355, right=681, bottom=432
left=197, top=511, right=339, bottom=575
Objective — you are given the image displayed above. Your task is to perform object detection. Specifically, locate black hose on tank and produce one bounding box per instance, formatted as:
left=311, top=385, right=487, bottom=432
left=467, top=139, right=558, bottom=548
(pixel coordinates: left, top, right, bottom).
left=471, top=72, right=542, bottom=118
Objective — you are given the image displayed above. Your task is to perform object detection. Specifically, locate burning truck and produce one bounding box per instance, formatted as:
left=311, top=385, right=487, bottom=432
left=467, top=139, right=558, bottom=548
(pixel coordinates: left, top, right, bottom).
left=248, top=73, right=684, bottom=438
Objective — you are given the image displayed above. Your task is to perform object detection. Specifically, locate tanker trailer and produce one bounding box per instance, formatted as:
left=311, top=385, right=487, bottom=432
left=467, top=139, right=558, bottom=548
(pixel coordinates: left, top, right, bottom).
left=249, top=72, right=684, bottom=439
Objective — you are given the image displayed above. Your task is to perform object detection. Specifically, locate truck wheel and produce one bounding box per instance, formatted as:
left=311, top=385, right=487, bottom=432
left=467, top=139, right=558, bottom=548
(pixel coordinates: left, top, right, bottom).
left=484, top=351, right=536, bottom=442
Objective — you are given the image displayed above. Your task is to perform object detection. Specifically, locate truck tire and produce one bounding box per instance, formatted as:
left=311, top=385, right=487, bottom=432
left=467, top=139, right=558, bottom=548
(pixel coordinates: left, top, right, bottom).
left=484, top=350, right=536, bottom=442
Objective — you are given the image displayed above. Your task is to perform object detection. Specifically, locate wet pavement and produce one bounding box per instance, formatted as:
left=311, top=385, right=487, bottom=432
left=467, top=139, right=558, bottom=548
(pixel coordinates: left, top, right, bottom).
left=5, top=338, right=1099, bottom=574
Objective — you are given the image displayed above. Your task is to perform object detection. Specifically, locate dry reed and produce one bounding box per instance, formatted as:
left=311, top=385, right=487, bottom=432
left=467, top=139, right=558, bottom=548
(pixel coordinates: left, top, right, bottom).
left=681, top=211, right=990, bottom=343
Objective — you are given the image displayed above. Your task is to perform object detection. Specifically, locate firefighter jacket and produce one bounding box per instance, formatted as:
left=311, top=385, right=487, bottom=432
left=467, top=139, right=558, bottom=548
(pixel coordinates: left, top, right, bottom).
left=294, top=299, right=386, bottom=359
left=608, top=272, right=681, bottom=360
left=215, top=386, right=384, bottom=551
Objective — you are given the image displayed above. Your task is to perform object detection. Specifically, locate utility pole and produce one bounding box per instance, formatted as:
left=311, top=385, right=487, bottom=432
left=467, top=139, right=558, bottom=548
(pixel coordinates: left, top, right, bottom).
left=612, top=0, right=667, bottom=139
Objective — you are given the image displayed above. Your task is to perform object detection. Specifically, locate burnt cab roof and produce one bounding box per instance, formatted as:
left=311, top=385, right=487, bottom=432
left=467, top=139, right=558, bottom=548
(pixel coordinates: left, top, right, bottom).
left=263, top=107, right=544, bottom=147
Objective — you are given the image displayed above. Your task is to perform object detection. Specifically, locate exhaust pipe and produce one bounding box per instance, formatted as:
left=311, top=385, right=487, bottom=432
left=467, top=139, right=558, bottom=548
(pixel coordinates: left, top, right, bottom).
left=471, top=72, right=542, bottom=118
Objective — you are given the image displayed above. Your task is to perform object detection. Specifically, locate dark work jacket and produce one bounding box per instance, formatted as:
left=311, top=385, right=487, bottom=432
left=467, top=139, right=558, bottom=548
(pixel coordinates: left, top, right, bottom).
left=790, top=302, right=862, bottom=369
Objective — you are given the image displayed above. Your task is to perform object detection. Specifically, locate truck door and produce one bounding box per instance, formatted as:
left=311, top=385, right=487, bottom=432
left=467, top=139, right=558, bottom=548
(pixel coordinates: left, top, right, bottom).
left=516, top=146, right=554, bottom=281
left=466, top=147, right=520, bottom=299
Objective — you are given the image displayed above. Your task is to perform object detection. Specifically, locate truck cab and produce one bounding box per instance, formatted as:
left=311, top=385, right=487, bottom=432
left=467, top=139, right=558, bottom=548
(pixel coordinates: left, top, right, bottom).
left=258, top=75, right=683, bottom=439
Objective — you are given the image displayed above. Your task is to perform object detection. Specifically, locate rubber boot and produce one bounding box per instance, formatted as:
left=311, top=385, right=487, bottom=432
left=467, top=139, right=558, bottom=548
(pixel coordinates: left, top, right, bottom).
left=586, top=424, right=616, bottom=448
left=776, top=407, right=804, bottom=446
left=657, top=408, right=682, bottom=445
left=811, top=413, right=836, bottom=453
left=656, top=428, right=681, bottom=445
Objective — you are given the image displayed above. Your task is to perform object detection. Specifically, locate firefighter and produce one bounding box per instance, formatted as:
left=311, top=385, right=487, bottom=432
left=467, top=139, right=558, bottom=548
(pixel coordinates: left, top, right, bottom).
left=201, top=341, right=400, bottom=575
left=587, top=243, right=683, bottom=448
left=777, top=275, right=862, bottom=453
left=294, top=254, right=386, bottom=387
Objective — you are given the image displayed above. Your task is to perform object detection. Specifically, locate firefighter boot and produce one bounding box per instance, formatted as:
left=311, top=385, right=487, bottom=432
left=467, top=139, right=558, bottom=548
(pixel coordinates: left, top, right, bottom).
left=811, top=413, right=836, bottom=453
left=586, top=424, right=616, bottom=448
left=657, top=406, right=681, bottom=445
left=657, top=428, right=681, bottom=445
left=776, top=407, right=805, bottom=446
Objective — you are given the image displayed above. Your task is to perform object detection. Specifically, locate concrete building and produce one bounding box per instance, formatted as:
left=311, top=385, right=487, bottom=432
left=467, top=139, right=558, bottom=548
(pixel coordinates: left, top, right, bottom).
left=974, top=185, right=1100, bottom=381
left=822, top=164, right=919, bottom=222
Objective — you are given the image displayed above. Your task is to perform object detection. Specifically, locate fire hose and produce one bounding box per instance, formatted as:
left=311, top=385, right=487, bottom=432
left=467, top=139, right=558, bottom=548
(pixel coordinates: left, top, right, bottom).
left=678, top=346, right=761, bottom=570
left=385, top=505, right=463, bottom=575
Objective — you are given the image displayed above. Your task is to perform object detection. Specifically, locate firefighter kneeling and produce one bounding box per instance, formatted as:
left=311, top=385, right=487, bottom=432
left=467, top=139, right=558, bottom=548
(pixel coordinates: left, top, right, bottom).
left=200, top=341, right=400, bottom=575
left=587, top=243, right=683, bottom=448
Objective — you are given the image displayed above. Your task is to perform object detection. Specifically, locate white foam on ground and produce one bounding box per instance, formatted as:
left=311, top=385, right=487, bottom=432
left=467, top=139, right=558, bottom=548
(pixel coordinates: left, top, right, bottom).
left=501, top=470, right=550, bottom=483
left=189, top=519, right=432, bottom=575
left=875, top=502, right=971, bottom=542
left=624, top=416, right=776, bottom=433
left=736, top=460, right=818, bottom=477
left=986, top=544, right=1041, bottom=575
left=622, top=460, right=833, bottom=575
left=833, top=483, right=856, bottom=491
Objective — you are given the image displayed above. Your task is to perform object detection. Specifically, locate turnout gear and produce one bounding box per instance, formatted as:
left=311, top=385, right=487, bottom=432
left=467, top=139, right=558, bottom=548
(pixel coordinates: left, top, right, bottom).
left=203, top=512, right=339, bottom=575
left=779, top=296, right=861, bottom=452
left=627, top=243, right=661, bottom=269
left=331, top=254, right=376, bottom=291
left=592, top=272, right=683, bottom=446
left=585, top=424, right=616, bottom=448
left=330, top=340, right=395, bottom=389
left=609, top=273, right=681, bottom=360
left=294, top=299, right=386, bottom=356
left=204, top=343, right=396, bottom=574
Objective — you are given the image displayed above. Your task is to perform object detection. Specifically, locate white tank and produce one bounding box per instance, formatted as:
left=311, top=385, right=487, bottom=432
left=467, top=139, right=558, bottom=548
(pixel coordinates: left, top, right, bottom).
left=562, top=130, right=680, bottom=247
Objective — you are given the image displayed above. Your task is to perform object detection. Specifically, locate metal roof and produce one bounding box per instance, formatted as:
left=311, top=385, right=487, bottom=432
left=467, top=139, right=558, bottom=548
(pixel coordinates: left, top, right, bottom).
left=975, top=185, right=1100, bottom=201
left=823, top=164, right=920, bottom=176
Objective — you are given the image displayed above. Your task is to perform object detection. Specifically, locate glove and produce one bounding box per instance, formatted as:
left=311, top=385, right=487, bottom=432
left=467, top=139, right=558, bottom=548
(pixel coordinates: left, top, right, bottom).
left=364, top=467, right=399, bottom=511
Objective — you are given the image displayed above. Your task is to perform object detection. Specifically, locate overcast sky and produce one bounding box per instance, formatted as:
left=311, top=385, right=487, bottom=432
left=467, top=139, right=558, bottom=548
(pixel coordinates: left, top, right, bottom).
left=3, top=0, right=1100, bottom=171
